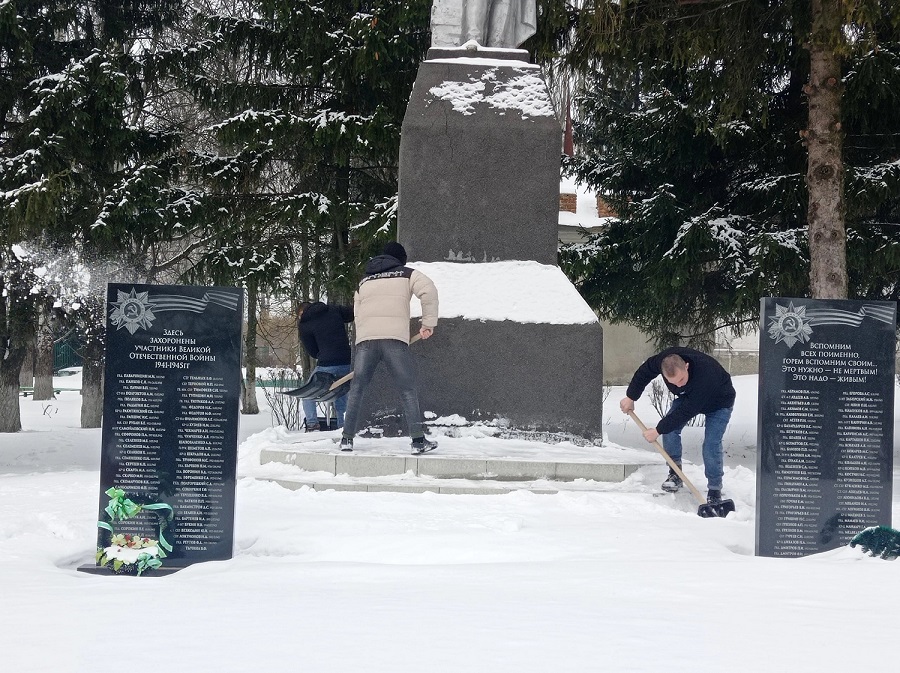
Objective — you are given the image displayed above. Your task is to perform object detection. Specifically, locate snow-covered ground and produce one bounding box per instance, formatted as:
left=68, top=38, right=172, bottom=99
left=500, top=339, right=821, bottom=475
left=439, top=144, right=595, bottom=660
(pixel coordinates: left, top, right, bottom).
left=2, top=375, right=899, bottom=672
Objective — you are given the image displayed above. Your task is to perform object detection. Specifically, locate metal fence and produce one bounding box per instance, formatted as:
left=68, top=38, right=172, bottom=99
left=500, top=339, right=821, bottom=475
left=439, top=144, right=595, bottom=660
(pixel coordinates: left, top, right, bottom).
left=53, top=341, right=82, bottom=371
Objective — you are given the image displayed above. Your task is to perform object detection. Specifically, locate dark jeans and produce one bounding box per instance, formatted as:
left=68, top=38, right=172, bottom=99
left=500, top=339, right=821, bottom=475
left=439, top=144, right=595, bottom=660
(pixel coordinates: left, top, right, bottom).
left=661, top=398, right=733, bottom=491
left=341, top=339, right=424, bottom=439
left=301, top=363, right=352, bottom=428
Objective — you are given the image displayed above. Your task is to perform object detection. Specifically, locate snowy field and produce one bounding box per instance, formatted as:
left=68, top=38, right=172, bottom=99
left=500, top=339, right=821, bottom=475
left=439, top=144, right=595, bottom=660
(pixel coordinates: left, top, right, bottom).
left=2, top=374, right=900, bottom=672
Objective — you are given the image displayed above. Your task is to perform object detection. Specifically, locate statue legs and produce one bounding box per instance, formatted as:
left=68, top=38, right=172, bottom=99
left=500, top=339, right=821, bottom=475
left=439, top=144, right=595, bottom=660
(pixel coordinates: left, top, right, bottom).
left=461, top=0, right=490, bottom=45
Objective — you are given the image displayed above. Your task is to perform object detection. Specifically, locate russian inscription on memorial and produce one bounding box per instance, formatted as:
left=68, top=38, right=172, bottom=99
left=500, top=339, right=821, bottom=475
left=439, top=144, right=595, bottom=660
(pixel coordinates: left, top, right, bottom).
left=91, top=284, right=243, bottom=574
left=756, top=298, right=896, bottom=558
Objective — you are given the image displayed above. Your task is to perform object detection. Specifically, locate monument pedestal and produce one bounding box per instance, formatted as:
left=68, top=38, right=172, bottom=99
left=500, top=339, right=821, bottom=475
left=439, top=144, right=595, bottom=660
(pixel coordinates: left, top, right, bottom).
left=398, top=50, right=560, bottom=265
left=356, top=261, right=603, bottom=441
left=356, top=315, right=604, bottom=439
left=359, top=49, right=604, bottom=441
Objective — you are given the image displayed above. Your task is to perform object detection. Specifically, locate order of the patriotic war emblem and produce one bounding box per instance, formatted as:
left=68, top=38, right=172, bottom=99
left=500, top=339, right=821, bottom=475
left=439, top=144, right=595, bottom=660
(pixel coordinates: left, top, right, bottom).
left=109, top=289, right=156, bottom=334
left=767, top=301, right=813, bottom=348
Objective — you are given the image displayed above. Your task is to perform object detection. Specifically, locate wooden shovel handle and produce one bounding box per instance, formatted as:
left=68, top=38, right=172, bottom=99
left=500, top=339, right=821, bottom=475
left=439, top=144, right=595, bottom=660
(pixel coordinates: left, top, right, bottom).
left=627, top=410, right=706, bottom=505
left=323, top=333, right=423, bottom=392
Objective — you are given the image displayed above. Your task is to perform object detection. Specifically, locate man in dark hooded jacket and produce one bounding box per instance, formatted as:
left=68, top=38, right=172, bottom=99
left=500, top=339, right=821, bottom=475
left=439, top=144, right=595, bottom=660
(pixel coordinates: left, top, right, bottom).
left=297, top=301, right=353, bottom=430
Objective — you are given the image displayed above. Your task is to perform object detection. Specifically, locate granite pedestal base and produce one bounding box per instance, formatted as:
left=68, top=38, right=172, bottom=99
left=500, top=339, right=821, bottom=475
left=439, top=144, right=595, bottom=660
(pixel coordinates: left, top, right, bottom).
left=352, top=318, right=604, bottom=440
left=77, top=564, right=185, bottom=577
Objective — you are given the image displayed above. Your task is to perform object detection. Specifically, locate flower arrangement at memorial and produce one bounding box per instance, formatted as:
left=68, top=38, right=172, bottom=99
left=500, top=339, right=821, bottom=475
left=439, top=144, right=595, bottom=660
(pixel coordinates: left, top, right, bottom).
left=96, top=487, right=174, bottom=576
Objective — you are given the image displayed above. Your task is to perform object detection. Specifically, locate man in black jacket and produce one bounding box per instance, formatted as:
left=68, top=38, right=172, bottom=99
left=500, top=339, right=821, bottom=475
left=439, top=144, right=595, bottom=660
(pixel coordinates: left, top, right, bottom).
left=619, top=347, right=736, bottom=504
left=297, top=301, right=353, bottom=430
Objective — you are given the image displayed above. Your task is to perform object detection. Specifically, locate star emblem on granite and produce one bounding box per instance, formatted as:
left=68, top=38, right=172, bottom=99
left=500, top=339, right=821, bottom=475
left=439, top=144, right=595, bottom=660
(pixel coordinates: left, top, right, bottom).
left=768, top=301, right=813, bottom=348
left=109, top=288, right=156, bottom=334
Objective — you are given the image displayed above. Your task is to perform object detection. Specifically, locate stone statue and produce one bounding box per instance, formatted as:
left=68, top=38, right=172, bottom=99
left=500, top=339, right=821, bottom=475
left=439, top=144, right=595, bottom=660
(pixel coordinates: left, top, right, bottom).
left=432, top=0, right=537, bottom=49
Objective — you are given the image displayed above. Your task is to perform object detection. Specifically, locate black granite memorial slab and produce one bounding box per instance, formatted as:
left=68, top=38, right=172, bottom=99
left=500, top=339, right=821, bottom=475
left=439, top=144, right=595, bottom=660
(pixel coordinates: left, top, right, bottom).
left=85, top=284, right=243, bottom=575
left=756, top=297, right=896, bottom=557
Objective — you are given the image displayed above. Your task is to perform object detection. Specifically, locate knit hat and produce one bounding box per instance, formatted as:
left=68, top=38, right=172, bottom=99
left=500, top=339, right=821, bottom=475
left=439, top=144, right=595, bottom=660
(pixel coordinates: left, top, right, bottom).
left=382, top=241, right=407, bottom=265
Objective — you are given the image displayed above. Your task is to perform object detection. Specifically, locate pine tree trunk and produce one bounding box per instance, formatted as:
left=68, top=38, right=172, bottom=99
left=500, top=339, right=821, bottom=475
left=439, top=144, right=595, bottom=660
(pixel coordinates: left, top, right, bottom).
left=242, top=286, right=260, bottom=414
left=80, top=342, right=104, bottom=428
left=18, top=337, right=33, bottom=387
left=33, top=308, right=55, bottom=400
left=805, top=0, right=847, bottom=299
left=0, top=346, right=26, bottom=433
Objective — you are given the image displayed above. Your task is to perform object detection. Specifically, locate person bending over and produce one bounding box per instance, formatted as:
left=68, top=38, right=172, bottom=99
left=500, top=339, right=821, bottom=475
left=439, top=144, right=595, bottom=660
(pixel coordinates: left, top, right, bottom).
left=297, top=300, right=353, bottom=430
left=619, top=347, right=735, bottom=504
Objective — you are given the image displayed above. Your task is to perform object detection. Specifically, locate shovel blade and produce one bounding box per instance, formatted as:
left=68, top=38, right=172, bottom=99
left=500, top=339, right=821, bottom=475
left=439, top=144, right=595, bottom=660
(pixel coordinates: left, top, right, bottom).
left=697, top=499, right=736, bottom=518
left=316, top=380, right=352, bottom=402
left=280, top=371, right=337, bottom=398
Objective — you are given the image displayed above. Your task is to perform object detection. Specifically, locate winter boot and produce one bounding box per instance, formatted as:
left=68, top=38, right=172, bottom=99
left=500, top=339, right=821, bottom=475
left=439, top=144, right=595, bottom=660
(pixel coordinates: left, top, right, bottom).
left=707, top=489, right=723, bottom=504
left=411, top=436, right=438, bottom=455
left=661, top=464, right=683, bottom=492
left=339, top=436, right=354, bottom=452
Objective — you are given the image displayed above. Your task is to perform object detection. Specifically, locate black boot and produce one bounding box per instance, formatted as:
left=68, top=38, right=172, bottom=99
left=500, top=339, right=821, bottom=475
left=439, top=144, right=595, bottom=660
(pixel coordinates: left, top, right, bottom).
left=411, top=436, right=438, bottom=455
left=661, top=464, right=683, bottom=492
left=707, top=489, right=723, bottom=504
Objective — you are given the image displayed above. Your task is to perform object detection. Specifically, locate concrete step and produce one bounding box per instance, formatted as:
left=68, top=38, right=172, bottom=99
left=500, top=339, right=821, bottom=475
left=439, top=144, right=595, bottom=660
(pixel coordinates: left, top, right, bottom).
left=258, top=441, right=652, bottom=495
left=260, top=446, right=644, bottom=482
left=253, top=428, right=658, bottom=495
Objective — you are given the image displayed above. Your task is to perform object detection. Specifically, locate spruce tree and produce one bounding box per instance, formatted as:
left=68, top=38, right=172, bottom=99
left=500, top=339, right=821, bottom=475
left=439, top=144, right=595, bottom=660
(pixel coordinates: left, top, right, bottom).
left=560, top=0, right=900, bottom=345
left=183, top=0, right=430, bottom=300
left=0, top=0, right=188, bottom=429
left=179, top=0, right=430, bottom=400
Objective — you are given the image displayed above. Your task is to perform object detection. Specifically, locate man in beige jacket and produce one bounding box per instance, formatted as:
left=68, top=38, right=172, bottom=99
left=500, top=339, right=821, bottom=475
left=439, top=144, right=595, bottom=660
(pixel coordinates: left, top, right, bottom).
left=340, top=242, right=439, bottom=454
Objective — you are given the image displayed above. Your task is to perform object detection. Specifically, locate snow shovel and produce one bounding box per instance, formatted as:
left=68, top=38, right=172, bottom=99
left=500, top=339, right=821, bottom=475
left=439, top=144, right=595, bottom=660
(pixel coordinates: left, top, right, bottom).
left=628, top=411, right=735, bottom=518
left=315, top=333, right=423, bottom=403
left=315, top=372, right=354, bottom=403
left=280, top=370, right=337, bottom=398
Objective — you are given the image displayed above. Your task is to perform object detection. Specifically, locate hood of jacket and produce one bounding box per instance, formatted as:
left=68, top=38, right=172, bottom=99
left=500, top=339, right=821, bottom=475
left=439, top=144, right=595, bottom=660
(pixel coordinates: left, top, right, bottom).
left=364, top=254, right=405, bottom=275
left=299, top=301, right=328, bottom=324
